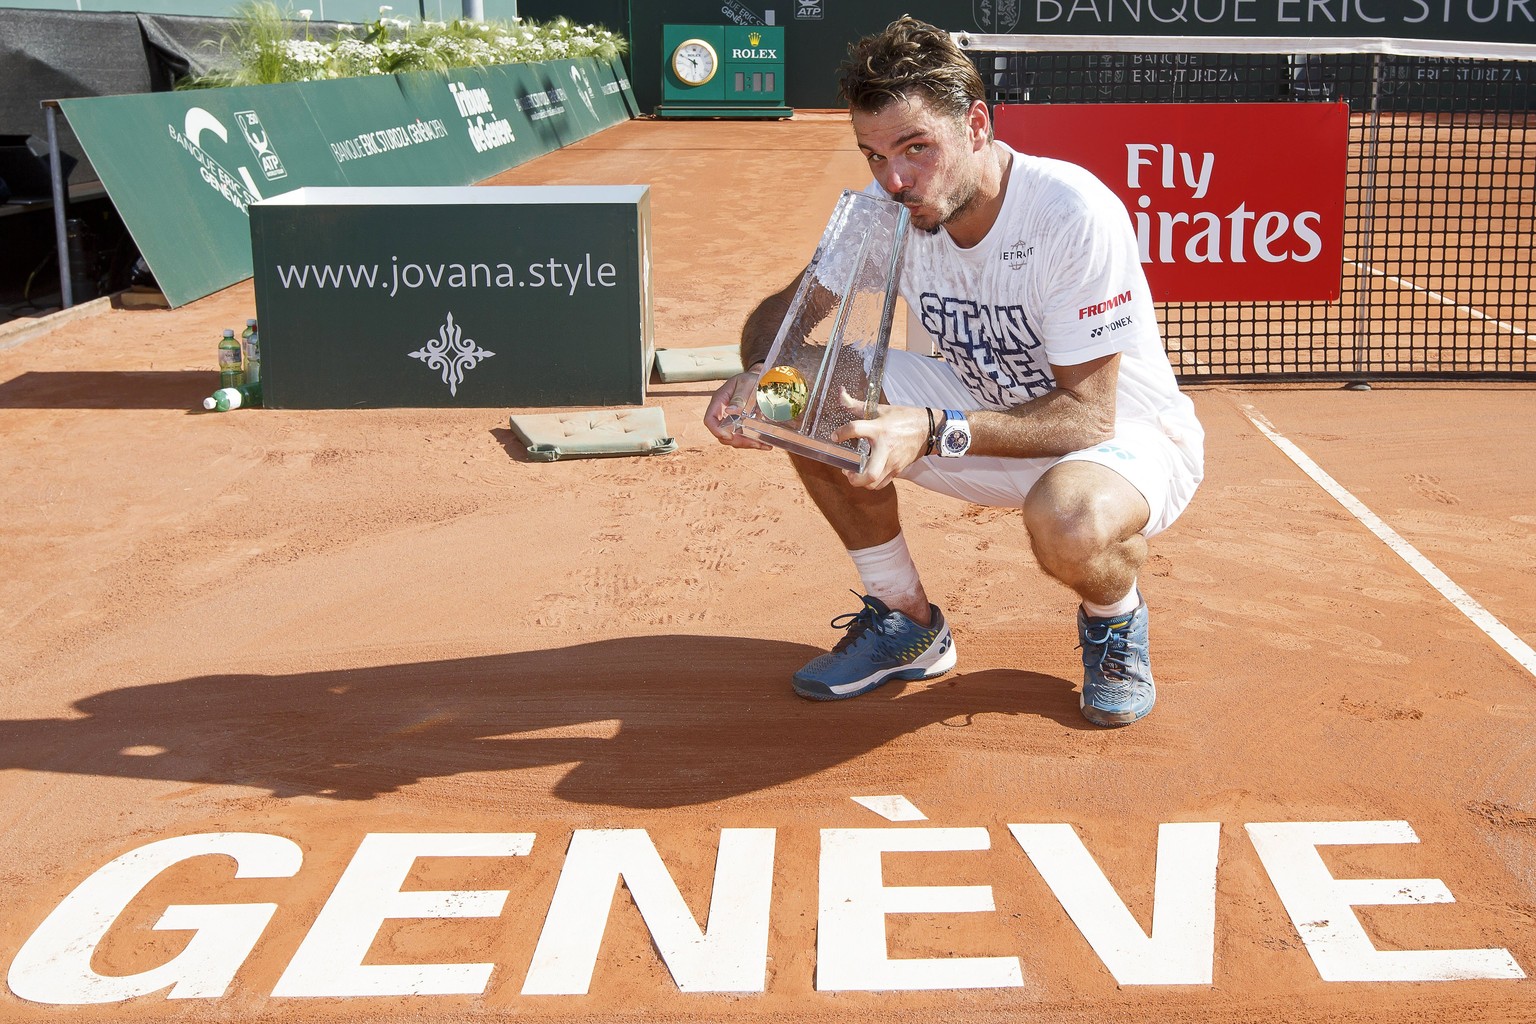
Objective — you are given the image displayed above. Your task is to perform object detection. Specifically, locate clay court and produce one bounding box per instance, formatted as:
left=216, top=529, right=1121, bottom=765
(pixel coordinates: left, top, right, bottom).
left=2, top=113, right=1535, bottom=1023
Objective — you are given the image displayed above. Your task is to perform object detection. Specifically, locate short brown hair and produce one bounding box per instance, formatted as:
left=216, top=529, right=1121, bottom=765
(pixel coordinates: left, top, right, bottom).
left=837, top=15, right=985, bottom=122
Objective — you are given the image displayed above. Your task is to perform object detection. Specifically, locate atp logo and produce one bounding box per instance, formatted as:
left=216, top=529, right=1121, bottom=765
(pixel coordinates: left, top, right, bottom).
left=795, top=0, right=824, bottom=20
left=234, top=110, right=287, bottom=182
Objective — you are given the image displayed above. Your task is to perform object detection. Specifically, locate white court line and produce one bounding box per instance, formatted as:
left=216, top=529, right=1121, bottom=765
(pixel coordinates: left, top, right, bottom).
left=1239, top=402, right=1536, bottom=681
left=1348, top=259, right=1532, bottom=340
left=852, top=795, right=927, bottom=822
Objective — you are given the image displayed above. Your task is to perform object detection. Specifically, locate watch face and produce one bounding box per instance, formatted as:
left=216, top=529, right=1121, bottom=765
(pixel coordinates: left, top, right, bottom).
left=672, top=40, right=718, bottom=86
left=941, top=419, right=971, bottom=457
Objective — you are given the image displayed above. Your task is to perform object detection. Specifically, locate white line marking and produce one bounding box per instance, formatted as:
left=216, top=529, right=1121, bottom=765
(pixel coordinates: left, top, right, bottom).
left=1240, top=403, right=1536, bottom=680
left=1348, top=259, right=1532, bottom=339
left=852, top=795, right=927, bottom=822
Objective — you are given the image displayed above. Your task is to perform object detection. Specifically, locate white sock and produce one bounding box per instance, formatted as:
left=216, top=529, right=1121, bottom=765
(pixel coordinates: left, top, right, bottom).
left=849, top=534, right=925, bottom=616
left=1082, top=581, right=1141, bottom=620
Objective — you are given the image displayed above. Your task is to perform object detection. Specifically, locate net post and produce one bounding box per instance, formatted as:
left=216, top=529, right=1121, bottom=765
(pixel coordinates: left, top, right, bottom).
left=1352, top=52, right=1384, bottom=381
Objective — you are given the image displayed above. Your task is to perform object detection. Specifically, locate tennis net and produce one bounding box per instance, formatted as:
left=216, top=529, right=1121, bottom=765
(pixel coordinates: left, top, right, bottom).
left=958, top=34, right=1536, bottom=382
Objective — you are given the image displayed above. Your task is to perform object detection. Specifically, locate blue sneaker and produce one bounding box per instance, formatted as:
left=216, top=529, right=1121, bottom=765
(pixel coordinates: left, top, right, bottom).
left=792, top=594, right=957, bottom=701
left=1078, top=602, right=1155, bottom=726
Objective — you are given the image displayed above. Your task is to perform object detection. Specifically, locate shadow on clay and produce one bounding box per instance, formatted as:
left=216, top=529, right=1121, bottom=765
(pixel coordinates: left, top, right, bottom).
left=0, top=370, right=215, bottom=410
left=0, top=636, right=1085, bottom=807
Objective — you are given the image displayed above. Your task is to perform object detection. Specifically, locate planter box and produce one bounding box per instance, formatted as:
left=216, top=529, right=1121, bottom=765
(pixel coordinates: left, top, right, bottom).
left=250, top=185, right=653, bottom=408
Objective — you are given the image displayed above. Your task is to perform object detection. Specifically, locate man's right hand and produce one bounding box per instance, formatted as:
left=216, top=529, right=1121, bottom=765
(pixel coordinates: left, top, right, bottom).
left=703, top=368, right=774, bottom=450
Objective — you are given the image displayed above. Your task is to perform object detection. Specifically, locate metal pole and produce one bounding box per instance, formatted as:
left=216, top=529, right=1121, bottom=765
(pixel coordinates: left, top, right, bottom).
left=1352, top=53, right=1383, bottom=378
left=44, top=100, right=74, bottom=309
left=462, top=0, right=483, bottom=21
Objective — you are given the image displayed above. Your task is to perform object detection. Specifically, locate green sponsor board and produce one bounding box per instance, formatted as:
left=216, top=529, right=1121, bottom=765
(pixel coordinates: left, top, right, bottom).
left=396, top=64, right=567, bottom=182
left=291, top=74, right=474, bottom=188
left=0, top=0, right=519, bottom=19
left=58, top=57, right=636, bottom=308
left=60, top=83, right=350, bottom=307
left=250, top=185, right=653, bottom=409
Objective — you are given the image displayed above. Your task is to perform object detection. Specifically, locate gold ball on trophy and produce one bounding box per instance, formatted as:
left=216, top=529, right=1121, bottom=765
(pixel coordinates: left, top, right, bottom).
left=755, top=365, right=809, bottom=422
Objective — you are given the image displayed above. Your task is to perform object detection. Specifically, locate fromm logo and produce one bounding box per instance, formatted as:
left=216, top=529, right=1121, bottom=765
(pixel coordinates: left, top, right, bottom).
left=1079, top=291, right=1132, bottom=320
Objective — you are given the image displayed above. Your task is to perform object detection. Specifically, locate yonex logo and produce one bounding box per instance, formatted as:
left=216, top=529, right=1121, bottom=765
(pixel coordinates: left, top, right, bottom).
left=1079, top=291, right=1133, bottom=320
left=1090, top=315, right=1134, bottom=338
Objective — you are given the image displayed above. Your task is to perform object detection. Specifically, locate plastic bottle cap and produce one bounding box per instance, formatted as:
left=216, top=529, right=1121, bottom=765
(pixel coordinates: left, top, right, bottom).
left=203, top=396, right=217, bottom=410
left=223, top=329, right=235, bottom=337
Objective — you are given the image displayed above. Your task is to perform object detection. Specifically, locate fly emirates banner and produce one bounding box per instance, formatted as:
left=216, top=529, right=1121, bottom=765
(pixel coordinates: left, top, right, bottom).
left=995, top=101, right=1349, bottom=301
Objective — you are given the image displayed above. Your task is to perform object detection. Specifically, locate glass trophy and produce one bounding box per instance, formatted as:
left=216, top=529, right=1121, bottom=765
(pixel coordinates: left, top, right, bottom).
left=730, top=189, right=911, bottom=472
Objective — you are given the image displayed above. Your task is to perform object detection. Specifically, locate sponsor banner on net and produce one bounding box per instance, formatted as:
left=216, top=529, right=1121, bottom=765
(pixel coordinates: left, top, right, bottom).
left=995, top=101, right=1349, bottom=302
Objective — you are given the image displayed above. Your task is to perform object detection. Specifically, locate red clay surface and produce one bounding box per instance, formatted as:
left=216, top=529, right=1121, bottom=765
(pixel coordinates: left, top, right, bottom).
left=1, top=115, right=1534, bottom=1023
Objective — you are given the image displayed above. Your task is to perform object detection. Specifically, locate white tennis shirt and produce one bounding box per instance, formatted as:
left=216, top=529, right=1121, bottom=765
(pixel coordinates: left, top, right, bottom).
left=867, top=142, right=1203, bottom=457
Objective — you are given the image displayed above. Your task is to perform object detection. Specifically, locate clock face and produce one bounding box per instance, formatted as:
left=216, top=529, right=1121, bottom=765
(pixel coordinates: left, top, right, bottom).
left=672, top=39, right=718, bottom=86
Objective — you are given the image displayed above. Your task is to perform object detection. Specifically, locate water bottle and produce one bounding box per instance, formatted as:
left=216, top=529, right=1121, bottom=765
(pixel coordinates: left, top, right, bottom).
left=218, top=329, right=243, bottom=389
left=242, top=318, right=262, bottom=385
left=202, top=382, right=262, bottom=412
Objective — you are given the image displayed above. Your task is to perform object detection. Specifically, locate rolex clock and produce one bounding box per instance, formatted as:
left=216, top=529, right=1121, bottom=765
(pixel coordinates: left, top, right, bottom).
left=658, top=24, right=790, bottom=118
left=670, top=37, right=718, bottom=87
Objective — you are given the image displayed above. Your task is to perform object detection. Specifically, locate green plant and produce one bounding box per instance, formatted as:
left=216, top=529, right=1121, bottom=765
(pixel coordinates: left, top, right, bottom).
left=178, top=2, right=627, bottom=89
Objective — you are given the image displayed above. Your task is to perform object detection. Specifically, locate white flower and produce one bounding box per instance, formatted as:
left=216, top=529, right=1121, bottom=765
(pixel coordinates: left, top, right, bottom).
left=283, top=38, right=331, bottom=66
left=299, top=8, right=312, bottom=18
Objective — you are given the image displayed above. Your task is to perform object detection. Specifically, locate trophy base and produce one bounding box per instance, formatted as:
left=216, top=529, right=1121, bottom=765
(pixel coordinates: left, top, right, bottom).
left=731, top=416, right=868, bottom=473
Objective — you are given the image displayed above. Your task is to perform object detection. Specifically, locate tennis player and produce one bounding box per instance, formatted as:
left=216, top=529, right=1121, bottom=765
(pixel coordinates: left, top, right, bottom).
left=704, top=16, right=1203, bottom=726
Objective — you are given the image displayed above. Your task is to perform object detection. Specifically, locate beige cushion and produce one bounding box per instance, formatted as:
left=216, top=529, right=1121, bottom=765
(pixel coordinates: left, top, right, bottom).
left=508, top=407, right=676, bottom=462
left=654, top=345, right=744, bottom=383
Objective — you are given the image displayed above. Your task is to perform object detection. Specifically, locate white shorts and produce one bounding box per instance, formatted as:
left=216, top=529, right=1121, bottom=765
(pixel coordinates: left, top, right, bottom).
left=880, top=350, right=1203, bottom=538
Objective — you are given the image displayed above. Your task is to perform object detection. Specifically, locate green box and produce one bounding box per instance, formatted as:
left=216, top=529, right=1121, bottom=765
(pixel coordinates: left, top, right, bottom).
left=658, top=24, right=790, bottom=118
left=250, top=185, right=653, bottom=408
